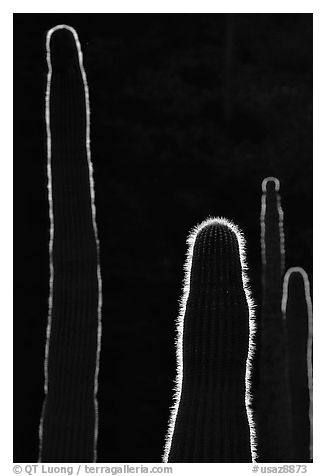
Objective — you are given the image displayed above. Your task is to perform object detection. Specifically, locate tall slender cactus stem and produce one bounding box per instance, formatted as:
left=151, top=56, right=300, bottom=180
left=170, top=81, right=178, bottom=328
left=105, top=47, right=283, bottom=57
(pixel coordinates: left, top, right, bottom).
left=39, top=25, right=102, bottom=463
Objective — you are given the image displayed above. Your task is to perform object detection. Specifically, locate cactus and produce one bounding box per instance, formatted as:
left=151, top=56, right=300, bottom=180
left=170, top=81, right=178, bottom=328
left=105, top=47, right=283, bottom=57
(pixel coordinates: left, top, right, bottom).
left=163, top=217, right=256, bottom=462
left=282, top=267, right=313, bottom=462
left=256, top=177, right=292, bottom=462
left=39, top=25, right=102, bottom=462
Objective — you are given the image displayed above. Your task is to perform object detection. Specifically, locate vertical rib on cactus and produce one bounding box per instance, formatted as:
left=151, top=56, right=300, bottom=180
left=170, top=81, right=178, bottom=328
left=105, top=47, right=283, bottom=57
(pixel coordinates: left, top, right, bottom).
left=163, top=217, right=256, bottom=462
left=282, top=267, right=313, bottom=462
left=257, top=177, right=292, bottom=462
left=39, top=25, right=102, bottom=462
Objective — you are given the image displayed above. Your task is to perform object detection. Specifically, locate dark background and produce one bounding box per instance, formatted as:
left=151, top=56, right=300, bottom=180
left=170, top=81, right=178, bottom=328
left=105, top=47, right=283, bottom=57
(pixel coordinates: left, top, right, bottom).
left=14, top=13, right=312, bottom=462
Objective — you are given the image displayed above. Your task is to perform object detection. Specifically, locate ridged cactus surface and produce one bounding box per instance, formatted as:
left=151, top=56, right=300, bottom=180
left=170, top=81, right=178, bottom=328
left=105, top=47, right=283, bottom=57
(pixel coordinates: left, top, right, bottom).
left=257, top=177, right=292, bottom=462
left=282, top=268, right=313, bottom=462
left=39, top=25, right=102, bottom=463
left=163, top=217, right=256, bottom=462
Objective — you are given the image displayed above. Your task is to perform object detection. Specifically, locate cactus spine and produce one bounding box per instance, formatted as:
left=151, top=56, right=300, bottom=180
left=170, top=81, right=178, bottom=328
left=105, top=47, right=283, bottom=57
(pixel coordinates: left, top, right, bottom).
left=282, top=267, right=313, bottom=462
left=257, top=177, right=292, bottom=462
left=163, top=217, right=256, bottom=462
left=39, top=25, right=102, bottom=462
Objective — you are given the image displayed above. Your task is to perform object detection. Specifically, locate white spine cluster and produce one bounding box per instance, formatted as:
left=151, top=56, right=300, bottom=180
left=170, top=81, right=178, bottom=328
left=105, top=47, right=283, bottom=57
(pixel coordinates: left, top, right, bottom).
left=282, top=267, right=313, bottom=461
left=162, top=217, right=257, bottom=462
left=39, top=24, right=102, bottom=463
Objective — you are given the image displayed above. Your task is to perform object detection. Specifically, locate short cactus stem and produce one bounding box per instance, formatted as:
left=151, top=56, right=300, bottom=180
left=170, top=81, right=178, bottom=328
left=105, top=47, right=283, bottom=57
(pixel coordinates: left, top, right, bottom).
left=282, top=267, right=313, bottom=462
left=163, top=217, right=256, bottom=462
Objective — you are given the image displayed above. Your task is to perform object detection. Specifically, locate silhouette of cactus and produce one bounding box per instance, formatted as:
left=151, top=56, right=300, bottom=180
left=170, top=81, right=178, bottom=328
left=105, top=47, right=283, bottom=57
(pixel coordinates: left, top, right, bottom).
left=39, top=25, right=102, bottom=462
left=163, top=217, right=256, bottom=462
left=282, top=267, right=313, bottom=462
left=256, top=177, right=292, bottom=462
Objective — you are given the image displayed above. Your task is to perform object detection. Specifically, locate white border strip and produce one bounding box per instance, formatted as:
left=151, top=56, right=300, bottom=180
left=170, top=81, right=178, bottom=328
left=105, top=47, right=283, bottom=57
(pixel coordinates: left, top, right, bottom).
left=39, top=24, right=102, bottom=462
left=282, top=267, right=313, bottom=461
left=10, top=2, right=316, bottom=13
left=162, top=217, right=257, bottom=462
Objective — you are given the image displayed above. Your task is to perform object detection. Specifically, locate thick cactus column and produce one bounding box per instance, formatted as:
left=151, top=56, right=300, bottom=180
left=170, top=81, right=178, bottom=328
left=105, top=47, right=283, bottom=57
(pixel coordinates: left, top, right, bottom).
left=282, top=268, right=313, bottom=462
left=163, top=217, right=256, bottom=462
left=39, top=25, right=102, bottom=462
left=257, top=177, right=292, bottom=462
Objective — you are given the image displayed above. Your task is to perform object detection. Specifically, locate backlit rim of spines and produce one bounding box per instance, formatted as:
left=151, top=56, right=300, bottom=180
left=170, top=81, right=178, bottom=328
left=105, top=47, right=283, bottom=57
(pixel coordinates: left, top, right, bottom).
left=162, top=217, right=257, bottom=463
left=281, top=267, right=313, bottom=461
left=39, top=24, right=102, bottom=463
left=260, top=176, right=285, bottom=270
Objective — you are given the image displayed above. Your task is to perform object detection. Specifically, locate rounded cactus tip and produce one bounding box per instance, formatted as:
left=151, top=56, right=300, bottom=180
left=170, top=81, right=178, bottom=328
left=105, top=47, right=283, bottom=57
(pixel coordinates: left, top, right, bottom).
left=281, top=267, right=312, bottom=316
left=186, top=215, right=255, bottom=311
left=47, top=25, right=80, bottom=71
left=262, top=176, right=280, bottom=193
left=187, top=216, right=243, bottom=245
left=282, top=267, right=310, bottom=298
left=284, top=266, right=309, bottom=281
left=186, top=217, right=252, bottom=296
